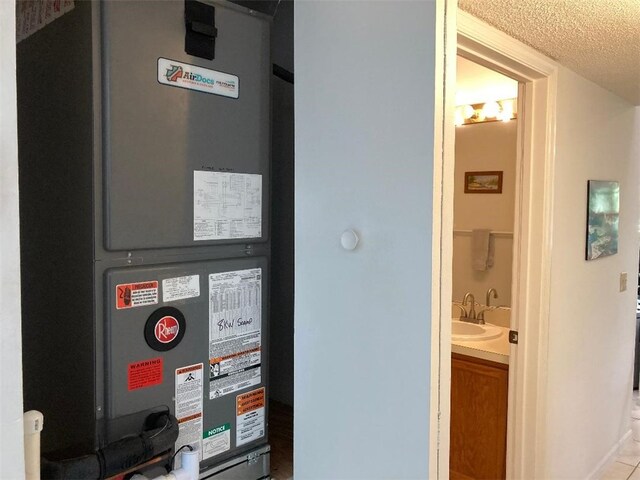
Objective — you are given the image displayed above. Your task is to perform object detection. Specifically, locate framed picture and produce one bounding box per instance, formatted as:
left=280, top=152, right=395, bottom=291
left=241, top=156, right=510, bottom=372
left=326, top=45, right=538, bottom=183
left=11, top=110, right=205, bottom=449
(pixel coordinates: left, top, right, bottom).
left=586, top=180, right=619, bottom=261
left=464, top=171, right=503, bottom=194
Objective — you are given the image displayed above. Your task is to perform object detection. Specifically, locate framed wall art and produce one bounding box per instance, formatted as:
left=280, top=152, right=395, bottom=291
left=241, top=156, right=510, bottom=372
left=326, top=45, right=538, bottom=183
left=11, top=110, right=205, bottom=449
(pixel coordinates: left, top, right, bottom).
left=586, top=180, right=619, bottom=260
left=464, top=171, right=503, bottom=194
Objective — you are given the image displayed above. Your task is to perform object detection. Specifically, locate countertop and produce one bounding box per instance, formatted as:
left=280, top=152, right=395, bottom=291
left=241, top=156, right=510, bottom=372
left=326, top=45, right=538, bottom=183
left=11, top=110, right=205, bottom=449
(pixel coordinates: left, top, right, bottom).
left=451, top=322, right=510, bottom=365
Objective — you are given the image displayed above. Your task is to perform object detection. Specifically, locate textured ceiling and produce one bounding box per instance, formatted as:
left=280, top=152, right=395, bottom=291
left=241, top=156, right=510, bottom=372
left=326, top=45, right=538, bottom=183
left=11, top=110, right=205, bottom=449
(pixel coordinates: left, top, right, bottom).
left=458, top=0, right=640, bottom=105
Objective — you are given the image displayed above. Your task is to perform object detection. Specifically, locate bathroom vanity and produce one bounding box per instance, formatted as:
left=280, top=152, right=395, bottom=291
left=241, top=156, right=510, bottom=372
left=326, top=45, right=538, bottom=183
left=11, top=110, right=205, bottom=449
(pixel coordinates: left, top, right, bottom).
left=450, top=321, right=510, bottom=480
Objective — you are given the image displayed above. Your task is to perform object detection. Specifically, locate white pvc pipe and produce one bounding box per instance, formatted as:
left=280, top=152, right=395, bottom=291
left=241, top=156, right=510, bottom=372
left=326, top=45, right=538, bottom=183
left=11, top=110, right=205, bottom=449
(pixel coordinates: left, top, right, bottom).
left=24, top=410, right=44, bottom=480
left=172, top=448, right=199, bottom=480
left=130, top=446, right=200, bottom=480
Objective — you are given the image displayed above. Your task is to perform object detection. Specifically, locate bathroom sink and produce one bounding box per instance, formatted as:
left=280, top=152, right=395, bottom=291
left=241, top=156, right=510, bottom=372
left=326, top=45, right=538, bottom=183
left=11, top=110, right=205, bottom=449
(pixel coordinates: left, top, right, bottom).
left=451, top=320, right=502, bottom=342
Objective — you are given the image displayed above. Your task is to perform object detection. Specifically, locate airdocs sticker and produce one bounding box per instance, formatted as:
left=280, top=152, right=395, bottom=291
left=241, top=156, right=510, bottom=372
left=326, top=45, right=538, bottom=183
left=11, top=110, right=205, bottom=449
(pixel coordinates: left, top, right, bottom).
left=157, top=58, right=239, bottom=99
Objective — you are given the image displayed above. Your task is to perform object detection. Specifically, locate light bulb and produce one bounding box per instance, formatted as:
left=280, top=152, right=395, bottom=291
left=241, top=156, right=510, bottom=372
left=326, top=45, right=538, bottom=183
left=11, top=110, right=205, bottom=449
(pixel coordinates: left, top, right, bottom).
left=500, top=99, right=514, bottom=120
left=462, top=104, right=475, bottom=119
left=482, top=101, right=500, bottom=118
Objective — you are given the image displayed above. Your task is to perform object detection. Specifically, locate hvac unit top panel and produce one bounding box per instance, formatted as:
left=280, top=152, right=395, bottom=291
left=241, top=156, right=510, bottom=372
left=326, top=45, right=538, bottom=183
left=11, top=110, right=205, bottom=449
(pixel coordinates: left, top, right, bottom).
left=102, top=1, right=270, bottom=251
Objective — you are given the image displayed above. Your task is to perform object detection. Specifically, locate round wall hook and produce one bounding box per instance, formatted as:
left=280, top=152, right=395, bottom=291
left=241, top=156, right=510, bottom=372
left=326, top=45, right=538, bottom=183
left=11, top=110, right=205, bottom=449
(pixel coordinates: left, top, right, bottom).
left=341, top=229, right=359, bottom=251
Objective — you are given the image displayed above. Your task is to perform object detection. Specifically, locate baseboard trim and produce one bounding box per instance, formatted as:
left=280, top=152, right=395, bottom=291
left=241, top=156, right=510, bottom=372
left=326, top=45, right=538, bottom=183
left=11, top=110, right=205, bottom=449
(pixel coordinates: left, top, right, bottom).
left=588, top=430, right=633, bottom=480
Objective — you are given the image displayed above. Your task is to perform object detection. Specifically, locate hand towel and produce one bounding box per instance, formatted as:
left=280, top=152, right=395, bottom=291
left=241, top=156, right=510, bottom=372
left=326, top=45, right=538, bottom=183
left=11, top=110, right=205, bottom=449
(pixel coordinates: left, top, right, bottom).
left=472, top=229, right=494, bottom=271
left=486, top=233, right=495, bottom=269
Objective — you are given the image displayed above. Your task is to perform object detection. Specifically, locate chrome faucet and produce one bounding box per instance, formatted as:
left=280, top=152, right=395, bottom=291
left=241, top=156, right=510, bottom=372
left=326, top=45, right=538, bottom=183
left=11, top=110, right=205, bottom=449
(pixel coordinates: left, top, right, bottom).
left=486, top=288, right=498, bottom=307
left=476, top=308, right=489, bottom=324
left=453, top=303, right=467, bottom=318
left=477, top=288, right=499, bottom=325
left=462, top=293, right=476, bottom=321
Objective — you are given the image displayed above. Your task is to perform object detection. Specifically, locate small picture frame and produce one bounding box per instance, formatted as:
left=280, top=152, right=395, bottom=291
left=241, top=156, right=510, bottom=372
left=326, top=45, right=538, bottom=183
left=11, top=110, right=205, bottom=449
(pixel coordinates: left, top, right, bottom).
left=464, top=171, right=503, bottom=194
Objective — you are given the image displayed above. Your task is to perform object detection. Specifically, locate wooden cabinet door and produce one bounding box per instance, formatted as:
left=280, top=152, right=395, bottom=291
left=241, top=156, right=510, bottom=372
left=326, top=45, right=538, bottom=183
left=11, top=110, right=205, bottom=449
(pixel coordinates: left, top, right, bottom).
left=450, top=353, right=509, bottom=480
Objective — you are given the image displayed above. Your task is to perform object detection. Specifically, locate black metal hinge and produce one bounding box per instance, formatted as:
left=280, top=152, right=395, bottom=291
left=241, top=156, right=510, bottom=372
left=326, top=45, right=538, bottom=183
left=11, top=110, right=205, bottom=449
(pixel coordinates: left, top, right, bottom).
left=509, top=330, right=519, bottom=344
left=185, top=0, right=218, bottom=60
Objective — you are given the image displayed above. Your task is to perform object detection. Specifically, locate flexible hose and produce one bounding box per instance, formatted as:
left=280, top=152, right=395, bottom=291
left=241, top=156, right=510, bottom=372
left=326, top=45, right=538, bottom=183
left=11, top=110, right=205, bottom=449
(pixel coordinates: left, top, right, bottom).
left=41, top=410, right=179, bottom=480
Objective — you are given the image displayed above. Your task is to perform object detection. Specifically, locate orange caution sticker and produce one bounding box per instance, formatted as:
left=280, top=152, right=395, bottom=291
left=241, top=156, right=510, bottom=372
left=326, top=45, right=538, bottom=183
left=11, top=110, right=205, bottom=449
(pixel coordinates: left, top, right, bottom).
left=236, top=387, right=265, bottom=416
left=210, top=346, right=261, bottom=365
left=177, top=364, right=203, bottom=376
left=236, top=387, right=265, bottom=446
left=116, top=281, right=158, bottom=309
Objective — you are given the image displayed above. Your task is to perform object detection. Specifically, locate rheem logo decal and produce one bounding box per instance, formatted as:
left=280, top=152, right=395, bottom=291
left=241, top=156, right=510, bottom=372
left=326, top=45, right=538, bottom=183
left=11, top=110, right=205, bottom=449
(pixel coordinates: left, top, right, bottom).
left=155, top=316, right=180, bottom=344
left=145, top=307, right=186, bottom=352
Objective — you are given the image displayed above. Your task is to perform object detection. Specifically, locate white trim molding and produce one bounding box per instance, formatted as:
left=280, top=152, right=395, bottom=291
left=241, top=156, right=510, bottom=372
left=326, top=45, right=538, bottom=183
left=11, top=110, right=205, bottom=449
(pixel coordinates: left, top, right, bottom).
left=457, top=10, right=556, bottom=80
left=0, top=0, right=26, bottom=478
left=429, top=0, right=457, bottom=478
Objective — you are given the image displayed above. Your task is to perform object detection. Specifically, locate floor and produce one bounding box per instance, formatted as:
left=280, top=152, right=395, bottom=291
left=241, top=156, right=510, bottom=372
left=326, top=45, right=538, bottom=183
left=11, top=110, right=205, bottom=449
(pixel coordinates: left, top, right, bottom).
left=599, top=437, right=640, bottom=480
left=599, top=391, right=640, bottom=480
left=268, top=395, right=640, bottom=480
left=269, top=400, right=294, bottom=480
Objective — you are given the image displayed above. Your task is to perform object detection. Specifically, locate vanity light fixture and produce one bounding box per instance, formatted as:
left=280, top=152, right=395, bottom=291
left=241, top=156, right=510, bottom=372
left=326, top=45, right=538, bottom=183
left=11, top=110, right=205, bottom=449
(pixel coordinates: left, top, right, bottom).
left=455, top=98, right=517, bottom=126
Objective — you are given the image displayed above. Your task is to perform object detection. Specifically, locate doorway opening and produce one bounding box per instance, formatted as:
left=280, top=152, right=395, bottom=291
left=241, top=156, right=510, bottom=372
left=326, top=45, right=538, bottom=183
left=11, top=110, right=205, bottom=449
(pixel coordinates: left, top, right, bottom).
left=449, top=55, right=520, bottom=480
left=431, top=11, right=559, bottom=480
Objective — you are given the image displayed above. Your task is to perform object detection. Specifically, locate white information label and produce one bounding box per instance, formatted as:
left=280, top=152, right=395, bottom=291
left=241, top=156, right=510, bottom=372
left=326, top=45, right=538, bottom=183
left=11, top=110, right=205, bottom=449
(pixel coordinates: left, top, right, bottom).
left=175, top=363, right=203, bottom=468
left=236, top=388, right=265, bottom=447
left=202, top=423, right=231, bottom=460
left=157, top=58, right=239, bottom=98
left=16, top=0, right=75, bottom=43
left=208, top=269, right=262, bottom=399
left=163, top=275, right=200, bottom=303
left=194, top=171, right=262, bottom=241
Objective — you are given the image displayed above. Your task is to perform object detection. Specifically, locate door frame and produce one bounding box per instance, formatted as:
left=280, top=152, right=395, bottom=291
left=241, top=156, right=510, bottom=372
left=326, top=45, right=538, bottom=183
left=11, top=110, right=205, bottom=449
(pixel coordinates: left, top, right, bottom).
left=429, top=9, right=559, bottom=479
left=1, top=0, right=26, bottom=475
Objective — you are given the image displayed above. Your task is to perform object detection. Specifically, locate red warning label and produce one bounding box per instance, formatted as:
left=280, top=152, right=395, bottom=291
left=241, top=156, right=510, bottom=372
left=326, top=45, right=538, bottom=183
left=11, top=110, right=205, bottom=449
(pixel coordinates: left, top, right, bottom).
left=128, top=357, right=163, bottom=391
left=116, top=281, right=158, bottom=310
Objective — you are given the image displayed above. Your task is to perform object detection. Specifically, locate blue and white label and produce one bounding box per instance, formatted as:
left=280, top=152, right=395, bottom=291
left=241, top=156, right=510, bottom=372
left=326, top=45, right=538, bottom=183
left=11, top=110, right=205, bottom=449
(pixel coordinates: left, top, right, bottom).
left=157, top=58, right=239, bottom=99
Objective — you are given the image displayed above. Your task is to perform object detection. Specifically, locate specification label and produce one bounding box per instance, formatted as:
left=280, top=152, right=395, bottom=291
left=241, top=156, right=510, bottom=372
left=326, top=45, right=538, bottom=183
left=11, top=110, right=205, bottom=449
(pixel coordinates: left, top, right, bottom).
left=209, top=269, right=262, bottom=399
left=163, top=275, right=200, bottom=303
left=194, top=171, right=262, bottom=241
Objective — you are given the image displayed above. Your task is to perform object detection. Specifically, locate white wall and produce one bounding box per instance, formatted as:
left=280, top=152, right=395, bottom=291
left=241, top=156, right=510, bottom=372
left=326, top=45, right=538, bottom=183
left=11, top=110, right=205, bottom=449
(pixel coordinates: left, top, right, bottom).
left=294, top=1, right=439, bottom=478
left=453, top=120, right=517, bottom=306
left=544, top=67, right=640, bottom=478
left=0, top=0, right=25, bottom=477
